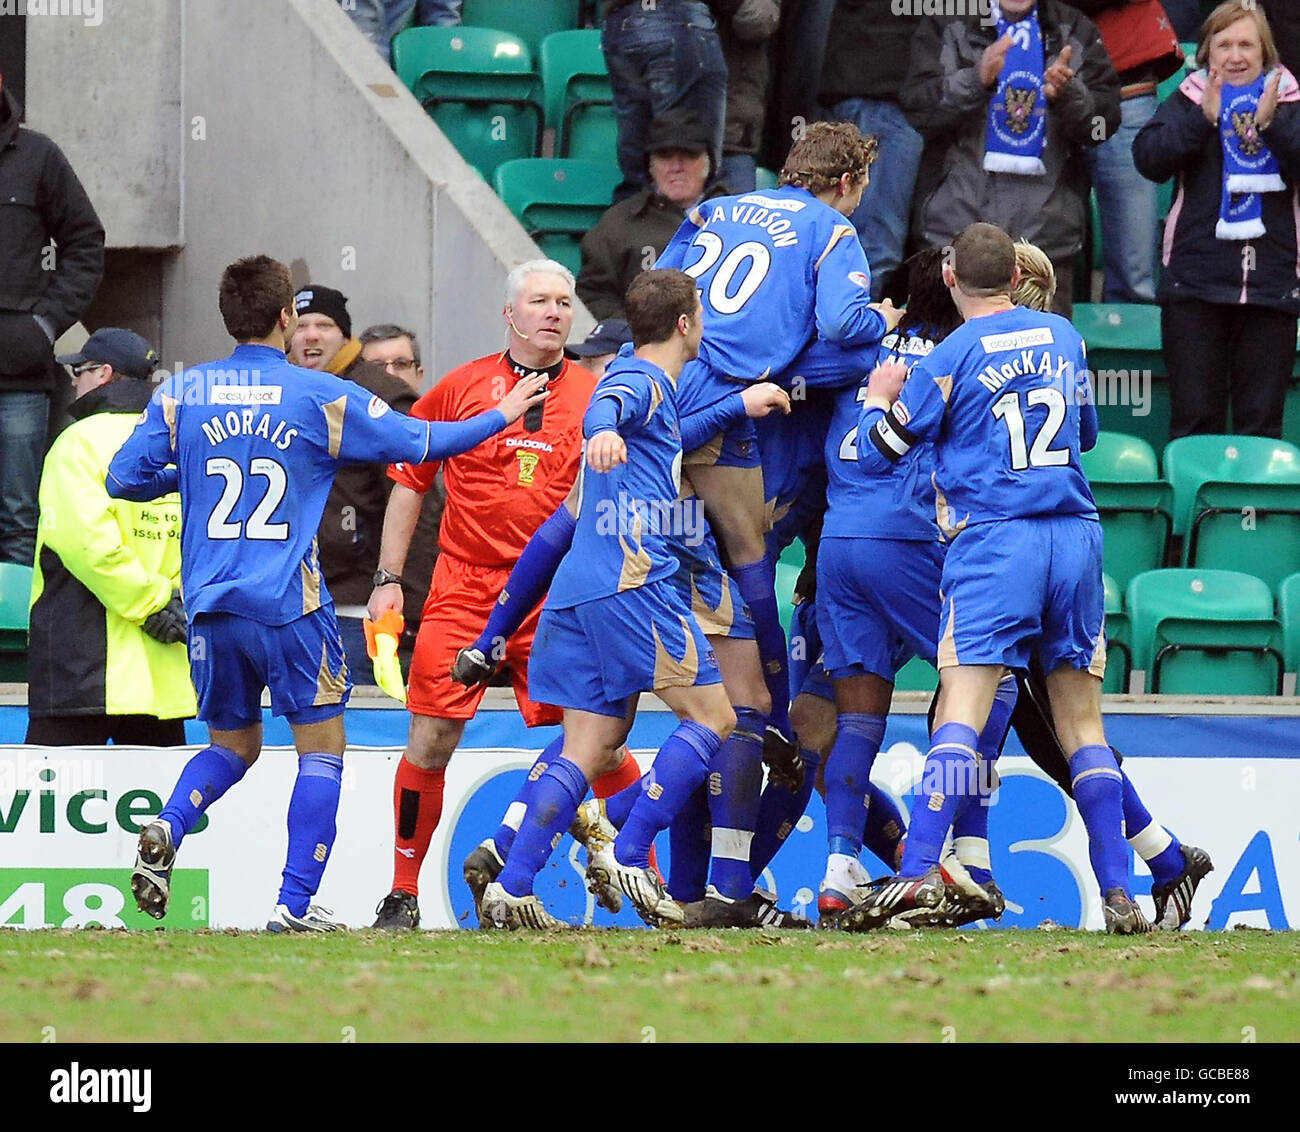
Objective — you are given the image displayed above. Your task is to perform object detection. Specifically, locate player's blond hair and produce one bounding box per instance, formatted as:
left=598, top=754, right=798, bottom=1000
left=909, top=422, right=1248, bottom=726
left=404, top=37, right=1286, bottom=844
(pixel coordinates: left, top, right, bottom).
left=779, top=121, right=877, bottom=196
left=1012, top=240, right=1057, bottom=313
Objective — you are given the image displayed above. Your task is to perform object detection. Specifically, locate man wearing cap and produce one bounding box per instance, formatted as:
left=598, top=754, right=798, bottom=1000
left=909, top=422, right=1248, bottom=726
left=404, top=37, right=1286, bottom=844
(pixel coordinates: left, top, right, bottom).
left=25, top=329, right=195, bottom=745
left=565, top=318, right=633, bottom=382
left=0, top=71, right=105, bottom=568
left=290, top=284, right=421, bottom=681
left=577, top=109, right=731, bottom=322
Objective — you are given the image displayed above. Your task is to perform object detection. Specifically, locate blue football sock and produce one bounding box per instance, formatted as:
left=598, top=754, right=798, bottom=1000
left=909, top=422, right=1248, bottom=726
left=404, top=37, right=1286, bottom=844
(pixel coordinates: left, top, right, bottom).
left=498, top=756, right=589, bottom=898
left=471, top=506, right=575, bottom=659
left=750, top=745, right=821, bottom=878
left=825, top=713, right=886, bottom=858
left=668, top=785, right=711, bottom=903
left=277, top=753, right=344, bottom=917
left=492, top=736, right=564, bottom=860
left=862, top=783, right=906, bottom=872
left=604, top=777, right=642, bottom=829
left=616, top=720, right=723, bottom=869
left=950, top=675, right=1016, bottom=885
left=900, top=722, right=979, bottom=875
left=158, top=744, right=247, bottom=850
left=731, top=558, right=792, bottom=736
left=1069, top=744, right=1129, bottom=897
left=707, top=707, right=765, bottom=899
left=1120, top=769, right=1183, bottom=886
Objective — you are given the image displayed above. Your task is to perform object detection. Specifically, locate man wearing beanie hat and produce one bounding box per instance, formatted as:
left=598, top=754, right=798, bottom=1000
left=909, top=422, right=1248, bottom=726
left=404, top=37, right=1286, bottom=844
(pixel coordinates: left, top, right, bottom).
left=26, top=328, right=195, bottom=745
left=577, top=108, right=730, bottom=321
left=290, top=284, right=429, bottom=679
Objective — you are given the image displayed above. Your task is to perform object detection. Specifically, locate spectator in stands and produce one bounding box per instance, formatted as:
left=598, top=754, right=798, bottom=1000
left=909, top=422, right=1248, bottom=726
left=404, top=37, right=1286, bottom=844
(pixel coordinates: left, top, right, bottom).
left=337, top=0, right=387, bottom=53
left=818, top=0, right=924, bottom=302
left=378, top=0, right=462, bottom=59
left=577, top=108, right=730, bottom=320
left=900, top=2, right=1120, bottom=317
left=1261, top=1, right=1300, bottom=76
left=0, top=72, right=105, bottom=568
left=26, top=329, right=195, bottom=746
left=359, top=322, right=443, bottom=660
left=1073, top=2, right=1184, bottom=304
left=1163, top=0, right=1203, bottom=42
left=564, top=317, right=633, bottom=381
left=1133, top=0, right=1300, bottom=440
left=718, top=0, right=781, bottom=194
left=290, top=286, right=421, bottom=681
left=602, top=0, right=730, bottom=202
left=764, top=0, right=835, bottom=169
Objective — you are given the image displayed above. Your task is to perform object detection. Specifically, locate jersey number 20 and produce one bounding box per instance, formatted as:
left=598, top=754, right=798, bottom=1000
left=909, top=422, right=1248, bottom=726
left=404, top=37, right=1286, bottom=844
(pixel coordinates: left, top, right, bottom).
left=205, top=457, right=290, bottom=540
left=990, top=388, right=1069, bottom=470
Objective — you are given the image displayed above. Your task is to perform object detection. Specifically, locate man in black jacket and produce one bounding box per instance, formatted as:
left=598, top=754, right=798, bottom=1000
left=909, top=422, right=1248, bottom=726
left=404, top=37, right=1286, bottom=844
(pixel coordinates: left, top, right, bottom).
left=0, top=76, right=105, bottom=567
left=900, top=1, right=1120, bottom=315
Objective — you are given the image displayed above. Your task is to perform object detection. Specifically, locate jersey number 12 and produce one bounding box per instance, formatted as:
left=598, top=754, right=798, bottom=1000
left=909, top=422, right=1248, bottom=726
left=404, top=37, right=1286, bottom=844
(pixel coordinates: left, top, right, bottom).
left=990, top=388, right=1069, bottom=471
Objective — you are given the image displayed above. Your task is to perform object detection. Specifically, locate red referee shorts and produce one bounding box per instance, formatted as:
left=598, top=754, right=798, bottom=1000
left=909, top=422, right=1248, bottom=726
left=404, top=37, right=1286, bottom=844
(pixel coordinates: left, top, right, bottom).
left=406, top=554, right=562, bottom=726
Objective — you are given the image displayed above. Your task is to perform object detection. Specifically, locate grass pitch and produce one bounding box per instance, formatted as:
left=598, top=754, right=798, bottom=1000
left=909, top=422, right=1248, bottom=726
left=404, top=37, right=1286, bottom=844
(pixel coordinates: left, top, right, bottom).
left=1, top=928, right=1296, bottom=1043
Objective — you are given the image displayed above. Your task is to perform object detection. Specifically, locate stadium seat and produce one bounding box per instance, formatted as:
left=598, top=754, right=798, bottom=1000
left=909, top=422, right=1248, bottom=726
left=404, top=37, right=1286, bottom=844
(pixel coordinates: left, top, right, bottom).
left=1080, top=432, right=1173, bottom=590
left=541, top=30, right=616, bottom=161
left=1102, top=572, right=1130, bottom=695
left=1278, top=572, right=1300, bottom=695
left=461, top=0, right=582, bottom=59
left=1162, top=435, right=1300, bottom=588
left=493, top=158, right=620, bottom=275
left=775, top=559, right=800, bottom=637
left=754, top=166, right=778, bottom=190
left=1157, top=45, right=1194, bottom=103
left=894, top=655, right=938, bottom=693
left=392, top=27, right=543, bottom=181
left=1126, top=569, right=1284, bottom=695
left=0, top=562, right=32, bottom=682
left=1074, top=302, right=1164, bottom=376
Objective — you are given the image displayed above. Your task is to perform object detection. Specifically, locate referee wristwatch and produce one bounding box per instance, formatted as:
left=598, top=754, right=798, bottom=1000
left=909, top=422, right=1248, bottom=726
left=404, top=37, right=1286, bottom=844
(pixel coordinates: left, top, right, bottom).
left=373, top=568, right=404, bottom=588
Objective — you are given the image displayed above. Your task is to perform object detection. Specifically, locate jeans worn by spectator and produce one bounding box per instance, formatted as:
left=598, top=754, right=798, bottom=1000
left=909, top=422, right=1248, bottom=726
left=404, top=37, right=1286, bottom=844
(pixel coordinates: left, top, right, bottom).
left=0, top=389, right=49, bottom=566
left=1085, top=92, right=1159, bottom=303
left=719, top=152, right=756, bottom=193
left=416, top=0, right=461, bottom=24
left=338, top=0, right=387, bottom=52
left=603, top=0, right=728, bottom=201
left=831, top=98, right=924, bottom=302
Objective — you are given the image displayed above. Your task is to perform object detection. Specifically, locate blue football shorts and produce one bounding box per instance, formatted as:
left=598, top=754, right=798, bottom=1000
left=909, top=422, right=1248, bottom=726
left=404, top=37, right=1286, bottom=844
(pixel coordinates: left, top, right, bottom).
left=528, top=576, right=723, bottom=718
left=937, top=516, right=1107, bottom=676
left=789, top=596, right=834, bottom=702
left=817, top=535, right=946, bottom=681
left=188, top=605, right=351, bottom=731
left=677, top=358, right=761, bottom=469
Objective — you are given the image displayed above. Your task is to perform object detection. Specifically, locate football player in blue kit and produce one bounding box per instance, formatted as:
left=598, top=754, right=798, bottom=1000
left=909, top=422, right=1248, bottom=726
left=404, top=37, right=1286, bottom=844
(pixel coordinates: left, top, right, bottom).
left=656, top=121, right=902, bottom=750
left=106, top=255, right=548, bottom=931
left=854, top=223, right=1149, bottom=934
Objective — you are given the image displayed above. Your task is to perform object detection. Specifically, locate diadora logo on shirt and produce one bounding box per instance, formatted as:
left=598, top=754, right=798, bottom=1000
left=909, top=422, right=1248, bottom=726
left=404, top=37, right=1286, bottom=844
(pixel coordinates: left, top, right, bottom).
left=978, top=327, right=1055, bottom=353
left=210, top=386, right=283, bottom=405
left=505, top=437, right=554, bottom=453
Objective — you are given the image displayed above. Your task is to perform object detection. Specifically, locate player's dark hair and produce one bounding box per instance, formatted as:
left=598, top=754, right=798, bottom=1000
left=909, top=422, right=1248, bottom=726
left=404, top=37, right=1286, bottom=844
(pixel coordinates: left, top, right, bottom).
left=219, top=255, right=295, bottom=342
left=950, top=223, right=1016, bottom=297
left=624, top=269, right=699, bottom=347
left=779, top=121, right=877, bottom=196
left=897, top=246, right=961, bottom=347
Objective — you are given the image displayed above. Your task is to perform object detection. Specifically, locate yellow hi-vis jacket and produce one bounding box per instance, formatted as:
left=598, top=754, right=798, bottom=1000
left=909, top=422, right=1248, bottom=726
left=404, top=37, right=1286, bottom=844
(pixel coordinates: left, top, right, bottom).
left=27, top=379, right=196, bottom=721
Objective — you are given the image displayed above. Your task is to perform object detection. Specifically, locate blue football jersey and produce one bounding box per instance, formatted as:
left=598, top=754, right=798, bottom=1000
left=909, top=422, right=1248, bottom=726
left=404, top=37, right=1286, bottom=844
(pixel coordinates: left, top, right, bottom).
left=825, top=329, right=940, bottom=541
left=657, top=185, right=885, bottom=380
left=858, top=308, right=1099, bottom=532
left=547, top=355, right=685, bottom=609
left=107, top=343, right=508, bottom=625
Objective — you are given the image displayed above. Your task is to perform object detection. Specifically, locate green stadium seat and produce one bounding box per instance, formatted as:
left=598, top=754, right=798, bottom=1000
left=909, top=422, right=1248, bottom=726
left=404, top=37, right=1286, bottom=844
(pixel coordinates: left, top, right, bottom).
left=493, top=158, right=620, bottom=275
left=1074, top=302, right=1164, bottom=376
left=1162, top=435, right=1300, bottom=587
left=1278, top=572, right=1300, bottom=695
left=1102, top=572, right=1130, bottom=694
left=1081, top=432, right=1173, bottom=589
left=894, top=655, right=938, bottom=693
left=392, top=27, right=543, bottom=181
left=0, top=562, right=32, bottom=683
left=754, top=166, right=778, bottom=190
left=1127, top=569, right=1283, bottom=694
left=1157, top=46, right=1194, bottom=104
left=775, top=560, right=799, bottom=637
left=541, top=30, right=616, bottom=161
left=461, top=0, right=582, bottom=59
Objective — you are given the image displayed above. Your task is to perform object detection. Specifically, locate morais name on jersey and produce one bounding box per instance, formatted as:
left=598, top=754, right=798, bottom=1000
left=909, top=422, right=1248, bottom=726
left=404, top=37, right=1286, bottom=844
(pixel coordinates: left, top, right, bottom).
left=199, top=385, right=298, bottom=450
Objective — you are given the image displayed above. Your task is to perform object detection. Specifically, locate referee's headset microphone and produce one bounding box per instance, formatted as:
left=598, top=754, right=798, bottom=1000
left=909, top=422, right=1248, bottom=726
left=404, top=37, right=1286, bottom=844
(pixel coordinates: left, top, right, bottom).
left=507, top=313, right=548, bottom=432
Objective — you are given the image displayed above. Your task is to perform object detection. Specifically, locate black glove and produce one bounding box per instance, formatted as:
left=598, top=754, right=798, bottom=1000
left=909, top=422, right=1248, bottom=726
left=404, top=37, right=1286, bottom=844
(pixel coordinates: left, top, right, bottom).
left=762, top=725, right=805, bottom=792
left=450, top=645, right=498, bottom=688
left=142, top=591, right=187, bottom=644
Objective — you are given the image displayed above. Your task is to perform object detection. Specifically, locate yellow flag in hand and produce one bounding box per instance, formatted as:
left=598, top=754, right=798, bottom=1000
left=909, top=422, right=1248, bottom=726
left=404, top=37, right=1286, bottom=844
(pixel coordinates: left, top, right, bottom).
left=363, top=611, right=407, bottom=703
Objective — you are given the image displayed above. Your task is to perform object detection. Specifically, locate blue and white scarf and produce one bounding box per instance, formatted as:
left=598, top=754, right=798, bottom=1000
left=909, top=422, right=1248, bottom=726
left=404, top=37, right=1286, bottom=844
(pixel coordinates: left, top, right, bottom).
left=1217, top=74, right=1286, bottom=240
left=984, top=5, right=1047, bottom=176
